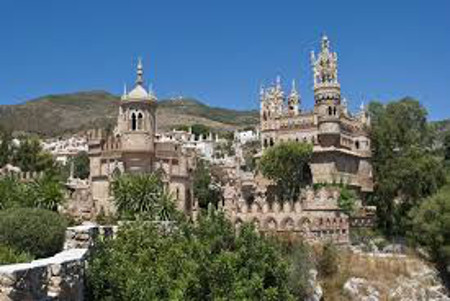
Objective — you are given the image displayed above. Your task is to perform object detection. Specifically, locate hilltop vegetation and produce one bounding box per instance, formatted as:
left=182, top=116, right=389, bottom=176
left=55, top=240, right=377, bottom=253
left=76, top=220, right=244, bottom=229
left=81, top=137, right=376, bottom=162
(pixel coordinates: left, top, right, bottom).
left=0, top=91, right=258, bottom=137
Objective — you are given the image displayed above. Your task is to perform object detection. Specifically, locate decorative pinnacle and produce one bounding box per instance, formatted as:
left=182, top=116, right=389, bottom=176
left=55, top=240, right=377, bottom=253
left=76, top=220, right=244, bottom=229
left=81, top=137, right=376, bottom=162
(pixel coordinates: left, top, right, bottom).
left=276, top=75, right=281, bottom=90
left=123, top=83, right=127, bottom=97
left=321, top=34, right=330, bottom=50
left=136, top=57, right=144, bottom=85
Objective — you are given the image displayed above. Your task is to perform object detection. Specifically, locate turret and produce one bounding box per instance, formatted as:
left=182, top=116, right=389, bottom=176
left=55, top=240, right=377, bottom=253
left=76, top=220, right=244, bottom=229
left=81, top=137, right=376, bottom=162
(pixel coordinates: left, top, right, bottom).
left=117, top=58, right=157, bottom=153
left=312, top=35, right=342, bottom=146
left=287, top=79, right=300, bottom=116
left=311, top=35, right=341, bottom=115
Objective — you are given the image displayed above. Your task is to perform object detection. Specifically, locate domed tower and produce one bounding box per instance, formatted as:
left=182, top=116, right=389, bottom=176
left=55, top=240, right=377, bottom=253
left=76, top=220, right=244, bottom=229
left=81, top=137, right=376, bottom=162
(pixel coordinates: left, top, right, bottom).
left=311, top=35, right=341, bottom=146
left=118, top=58, right=157, bottom=172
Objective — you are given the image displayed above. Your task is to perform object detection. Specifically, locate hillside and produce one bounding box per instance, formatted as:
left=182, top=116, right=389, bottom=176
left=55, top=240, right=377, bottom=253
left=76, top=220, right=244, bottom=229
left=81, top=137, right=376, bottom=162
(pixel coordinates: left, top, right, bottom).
left=0, top=91, right=259, bottom=136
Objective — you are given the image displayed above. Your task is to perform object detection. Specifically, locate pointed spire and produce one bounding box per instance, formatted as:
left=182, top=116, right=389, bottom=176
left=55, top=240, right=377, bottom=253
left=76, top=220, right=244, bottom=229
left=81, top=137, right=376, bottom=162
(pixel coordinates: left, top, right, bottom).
left=276, top=75, right=281, bottom=90
left=321, top=33, right=330, bottom=51
left=259, top=85, right=265, bottom=101
left=123, top=83, right=127, bottom=97
left=291, top=79, right=297, bottom=94
left=136, top=57, right=144, bottom=85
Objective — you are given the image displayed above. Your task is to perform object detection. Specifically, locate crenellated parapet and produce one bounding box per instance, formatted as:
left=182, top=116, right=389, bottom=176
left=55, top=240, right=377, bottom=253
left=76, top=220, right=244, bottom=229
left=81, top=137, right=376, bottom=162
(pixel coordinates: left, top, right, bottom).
left=228, top=186, right=349, bottom=244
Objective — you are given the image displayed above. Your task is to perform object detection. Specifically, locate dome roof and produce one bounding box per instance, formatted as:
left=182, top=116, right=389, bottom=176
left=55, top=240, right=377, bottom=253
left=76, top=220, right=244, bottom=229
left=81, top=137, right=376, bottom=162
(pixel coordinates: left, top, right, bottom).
left=121, top=58, right=156, bottom=102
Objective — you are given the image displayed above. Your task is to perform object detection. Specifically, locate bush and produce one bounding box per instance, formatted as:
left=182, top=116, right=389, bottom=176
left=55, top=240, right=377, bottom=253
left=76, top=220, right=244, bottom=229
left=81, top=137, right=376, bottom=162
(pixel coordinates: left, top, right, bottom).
left=0, top=243, right=33, bottom=264
left=86, top=212, right=294, bottom=300
left=0, top=208, right=67, bottom=258
left=319, top=242, right=339, bottom=277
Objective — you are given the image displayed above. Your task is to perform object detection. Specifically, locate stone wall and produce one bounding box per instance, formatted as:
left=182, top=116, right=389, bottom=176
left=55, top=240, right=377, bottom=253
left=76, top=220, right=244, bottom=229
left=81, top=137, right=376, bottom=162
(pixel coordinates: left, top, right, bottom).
left=228, top=187, right=350, bottom=244
left=0, top=223, right=112, bottom=301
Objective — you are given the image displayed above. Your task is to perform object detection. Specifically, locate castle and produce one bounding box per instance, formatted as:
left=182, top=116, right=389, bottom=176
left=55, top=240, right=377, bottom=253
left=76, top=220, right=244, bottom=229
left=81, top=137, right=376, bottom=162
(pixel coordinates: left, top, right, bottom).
left=87, top=60, right=196, bottom=217
left=260, top=35, right=373, bottom=194
left=218, top=36, right=374, bottom=243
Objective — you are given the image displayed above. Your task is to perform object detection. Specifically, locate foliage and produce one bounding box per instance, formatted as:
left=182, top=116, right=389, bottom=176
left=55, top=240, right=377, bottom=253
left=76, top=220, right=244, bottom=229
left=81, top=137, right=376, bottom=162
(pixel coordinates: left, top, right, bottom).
left=280, top=239, right=314, bottom=299
left=369, top=98, right=446, bottom=235
left=193, top=159, right=221, bottom=209
left=86, top=211, right=298, bottom=300
left=27, top=174, right=66, bottom=211
left=410, top=181, right=450, bottom=264
left=68, top=151, right=90, bottom=179
left=0, top=174, right=65, bottom=211
left=242, top=140, right=261, bottom=172
left=338, top=187, right=358, bottom=216
left=111, top=173, right=177, bottom=221
left=12, top=136, right=55, bottom=172
left=0, top=127, right=13, bottom=167
left=318, top=242, right=339, bottom=278
left=443, top=131, right=450, bottom=162
left=0, top=176, right=28, bottom=210
left=0, top=243, right=34, bottom=264
left=259, top=141, right=313, bottom=202
left=0, top=208, right=67, bottom=258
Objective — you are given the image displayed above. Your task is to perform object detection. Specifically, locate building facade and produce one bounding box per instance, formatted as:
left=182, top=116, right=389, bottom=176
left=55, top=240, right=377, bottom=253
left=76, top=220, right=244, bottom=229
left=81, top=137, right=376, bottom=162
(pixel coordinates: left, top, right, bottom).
left=260, top=36, right=373, bottom=193
left=87, top=60, right=196, bottom=216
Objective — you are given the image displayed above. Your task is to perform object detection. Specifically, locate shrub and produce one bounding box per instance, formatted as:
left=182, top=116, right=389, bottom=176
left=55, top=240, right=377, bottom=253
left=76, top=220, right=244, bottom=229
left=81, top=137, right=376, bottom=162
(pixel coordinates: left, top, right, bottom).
left=86, top=212, right=294, bottom=300
left=0, top=208, right=67, bottom=258
left=319, top=242, right=339, bottom=277
left=0, top=243, right=33, bottom=264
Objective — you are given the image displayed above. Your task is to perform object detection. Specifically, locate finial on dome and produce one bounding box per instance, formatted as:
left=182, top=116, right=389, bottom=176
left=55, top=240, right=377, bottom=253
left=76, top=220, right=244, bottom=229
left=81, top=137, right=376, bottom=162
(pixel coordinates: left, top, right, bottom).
left=123, top=83, right=127, bottom=97
left=321, top=33, right=330, bottom=50
left=291, top=79, right=297, bottom=93
left=136, top=57, right=144, bottom=85
left=276, top=75, right=281, bottom=89
left=360, top=101, right=365, bottom=111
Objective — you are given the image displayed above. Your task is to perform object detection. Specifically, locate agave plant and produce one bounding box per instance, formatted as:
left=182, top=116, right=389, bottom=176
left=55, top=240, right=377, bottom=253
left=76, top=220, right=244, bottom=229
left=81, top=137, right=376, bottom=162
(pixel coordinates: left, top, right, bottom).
left=112, top=173, right=175, bottom=220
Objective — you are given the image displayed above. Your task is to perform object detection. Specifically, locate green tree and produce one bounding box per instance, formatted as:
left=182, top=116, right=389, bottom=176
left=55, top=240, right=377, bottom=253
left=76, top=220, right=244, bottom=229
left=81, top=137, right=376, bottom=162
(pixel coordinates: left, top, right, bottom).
left=410, top=181, right=450, bottom=266
left=86, top=211, right=295, bottom=300
left=443, top=131, right=450, bottom=162
left=0, top=127, right=13, bottom=167
left=193, top=159, right=221, bottom=209
left=369, top=98, right=446, bottom=235
left=259, top=141, right=313, bottom=202
left=12, top=136, right=55, bottom=172
left=338, top=187, right=358, bottom=216
left=69, top=151, right=90, bottom=179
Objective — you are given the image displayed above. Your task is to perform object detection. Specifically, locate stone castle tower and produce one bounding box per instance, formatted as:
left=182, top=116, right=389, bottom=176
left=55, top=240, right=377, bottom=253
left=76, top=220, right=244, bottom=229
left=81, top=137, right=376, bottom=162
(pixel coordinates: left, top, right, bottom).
left=117, top=58, right=157, bottom=172
left=88, top=59, right=196, bottom=216
left=260, top=35, right=373, bottom=193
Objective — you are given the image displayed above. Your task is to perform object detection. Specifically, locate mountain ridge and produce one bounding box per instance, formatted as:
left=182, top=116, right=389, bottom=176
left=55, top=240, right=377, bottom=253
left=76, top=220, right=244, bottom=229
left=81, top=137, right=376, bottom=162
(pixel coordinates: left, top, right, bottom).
left=0, top=91, right=259, bottom=137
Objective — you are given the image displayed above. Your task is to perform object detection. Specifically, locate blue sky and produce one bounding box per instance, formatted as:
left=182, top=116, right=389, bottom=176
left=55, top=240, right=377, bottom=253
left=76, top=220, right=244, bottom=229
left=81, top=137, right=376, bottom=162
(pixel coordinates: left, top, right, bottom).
left=0, top=0, right=449, bottom=120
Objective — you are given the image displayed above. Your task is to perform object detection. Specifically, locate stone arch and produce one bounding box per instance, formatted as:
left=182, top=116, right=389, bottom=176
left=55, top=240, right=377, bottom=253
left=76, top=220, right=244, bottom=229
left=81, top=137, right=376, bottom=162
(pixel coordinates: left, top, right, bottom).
left=131, top=112, right=137, bottom=131
left=252, top=218, right=261, bottom=231
left=265, top=217, right=278, bottom=231
left=281, top=217, right=295, bottom=231
left=298, top=217, right=311, bottom=236
left=137, top=112, right=144, bottom=130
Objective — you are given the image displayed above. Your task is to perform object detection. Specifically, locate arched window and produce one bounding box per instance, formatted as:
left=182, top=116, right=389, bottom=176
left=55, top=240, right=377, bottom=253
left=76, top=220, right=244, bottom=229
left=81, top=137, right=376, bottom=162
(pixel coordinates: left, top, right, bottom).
left=355, top=141, right=360, bottom=149
left=263, top=139, right=268, bottom=148
left=270, top=138, right=274, bottom=146
left=131, top=113, right=137, bottom=131
left=328, top=106, right=332, bottom=116
left=333, top=107, right=337, bottom=115
left=137, top=112, right=143, bottom=130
